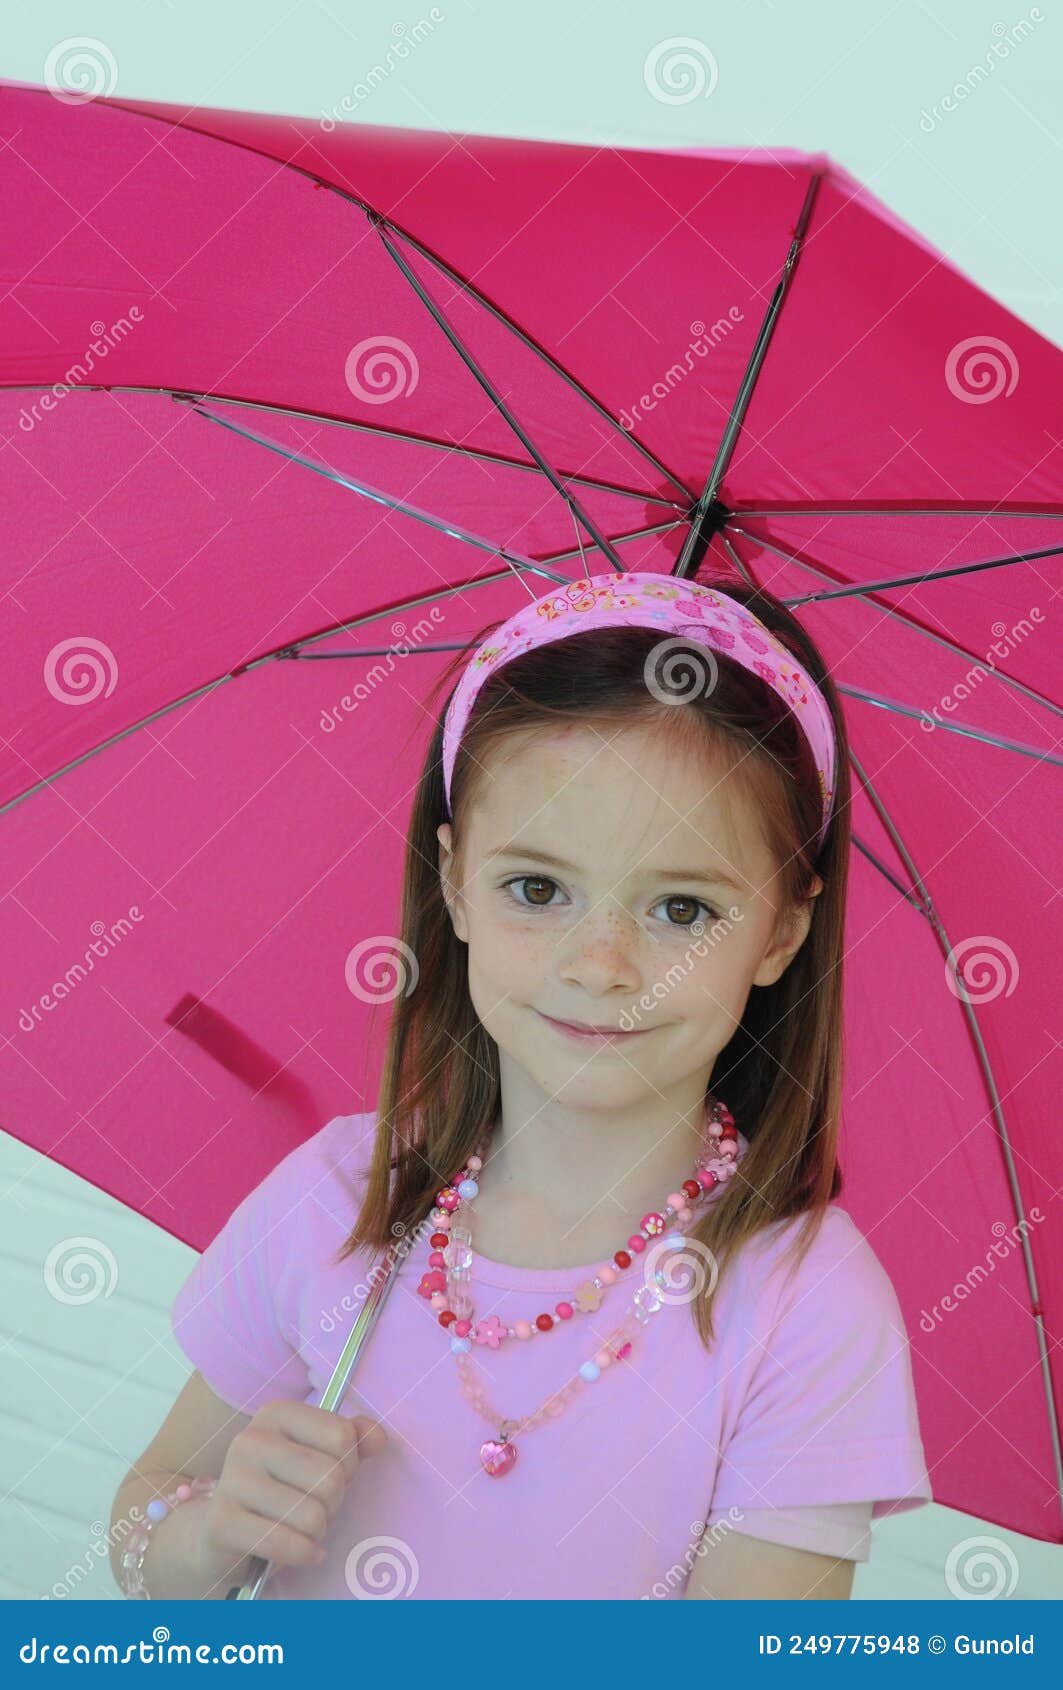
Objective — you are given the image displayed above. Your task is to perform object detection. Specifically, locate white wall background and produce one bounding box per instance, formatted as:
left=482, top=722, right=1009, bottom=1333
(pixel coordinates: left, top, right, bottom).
left=2, top=0, right=1061, bottom=1602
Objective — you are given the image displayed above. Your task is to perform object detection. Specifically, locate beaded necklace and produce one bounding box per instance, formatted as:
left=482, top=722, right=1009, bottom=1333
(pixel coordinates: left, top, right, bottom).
left=416, top=1098, right=742, bottom=1475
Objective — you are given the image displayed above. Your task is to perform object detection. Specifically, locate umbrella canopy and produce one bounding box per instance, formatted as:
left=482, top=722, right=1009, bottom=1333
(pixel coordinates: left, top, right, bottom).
left=1, top=78, right=1059, bottom=1546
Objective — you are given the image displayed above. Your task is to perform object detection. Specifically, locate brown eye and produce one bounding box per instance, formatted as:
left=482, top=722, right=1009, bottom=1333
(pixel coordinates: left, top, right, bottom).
left=656, top=895, right=709, bottom=927
left=508, top=875, right=558, bottom=907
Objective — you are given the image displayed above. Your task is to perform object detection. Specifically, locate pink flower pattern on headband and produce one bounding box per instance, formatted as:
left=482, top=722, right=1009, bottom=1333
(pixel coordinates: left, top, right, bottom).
left=441, top=572, right=836, bottom=847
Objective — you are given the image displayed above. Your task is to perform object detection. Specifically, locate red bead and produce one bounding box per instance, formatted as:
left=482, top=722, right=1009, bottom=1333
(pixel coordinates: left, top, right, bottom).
left=682, top=1179, right=701, bottom=1200
left=438, top=1310, right=457, bottom=1327
left=613, top=1249, right=631, bottom=1270
left=535, top=1313, right=553, bottom=1332
left=430, top=1232, right=449, bottom=1248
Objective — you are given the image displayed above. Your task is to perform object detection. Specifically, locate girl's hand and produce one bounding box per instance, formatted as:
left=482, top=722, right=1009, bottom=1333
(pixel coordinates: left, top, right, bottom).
left=198, top=1399, right=389, bottom=1585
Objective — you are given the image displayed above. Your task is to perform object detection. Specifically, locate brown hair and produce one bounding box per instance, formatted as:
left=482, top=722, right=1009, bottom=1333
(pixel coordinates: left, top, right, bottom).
left=334, top=572, right=851, bottom=1349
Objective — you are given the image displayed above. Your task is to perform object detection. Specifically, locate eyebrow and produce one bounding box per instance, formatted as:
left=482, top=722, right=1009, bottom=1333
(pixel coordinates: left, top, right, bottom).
left=485, top=843, right=748, bottom=896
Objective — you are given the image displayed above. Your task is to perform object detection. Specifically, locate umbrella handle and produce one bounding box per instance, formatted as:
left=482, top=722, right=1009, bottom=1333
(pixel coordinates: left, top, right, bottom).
left=226, top=1234, right=411, bottom=1600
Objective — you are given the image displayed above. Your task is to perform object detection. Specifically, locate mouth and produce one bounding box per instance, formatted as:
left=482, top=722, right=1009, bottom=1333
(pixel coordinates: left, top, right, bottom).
left=536, top=1009, right=656, bottom=1043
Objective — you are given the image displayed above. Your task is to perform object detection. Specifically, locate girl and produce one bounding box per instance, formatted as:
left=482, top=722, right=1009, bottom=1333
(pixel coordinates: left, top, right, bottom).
left=111, top=569, right=931, bottom=1601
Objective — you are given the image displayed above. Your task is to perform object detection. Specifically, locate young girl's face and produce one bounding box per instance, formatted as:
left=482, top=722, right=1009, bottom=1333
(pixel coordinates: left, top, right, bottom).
left=437, top=718, right=821, bottom=1115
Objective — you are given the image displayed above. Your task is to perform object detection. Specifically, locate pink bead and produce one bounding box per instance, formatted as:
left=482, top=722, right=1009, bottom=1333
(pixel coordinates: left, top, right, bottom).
left=627, top=1235, right=646, bottom=1254
left=514, top=1320, right=532, bottom=1340
left=667, top=1192, right=685, bottom=1212
left=430, top=1292, right=446, bottom=1309
left=594, top=1349, right=612, bottom=1368
left=696, top=1169, right=718, bottom=1190
left=428, top=1250, right=445, bottom=1268
left=454, top=1319, right=471, bottom=1337
left=433, top=1212, right=451, bottom=1229
left=467, top=1155, right=482, bottom=1171
left=677, top=1206, right=693, bottom=1224
left=641, top=1211, right=665, bottom=1236
left=437, top=1188, right=460, bottom=1213
left=175, top=1483, right=192, bottom=1502
left=555, top=1302, right=574, bottom=1319
left=599, top=1265, right=616, bottom=1285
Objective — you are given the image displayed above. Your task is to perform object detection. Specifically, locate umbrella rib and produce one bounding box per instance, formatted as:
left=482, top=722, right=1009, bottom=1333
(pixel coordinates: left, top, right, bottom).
left=360, top=211, right=694, bottom=502
left=370, top=213, right=626, bottom=574
left=0, top=381, right=683, bottom=508
left=836, top=685, right=1063, bottom=768
left=176, top=397, right=575, bottom=572
left=0, top=565, right=564, bottom=819
left=83, top=93, right=696, bottom=503
left=849, top=748, right=1063, bottom=1531
left=778, top=543, right=1063, bottom=604
left=733, top=504, right=1063, bottom=519
left=851, top=836, right=934, bottom=916
left=536, top=519, right=685, bottom=567
left=731, top=525, right=1063, bottom=729
left=676, top=168, right=825, bottom=578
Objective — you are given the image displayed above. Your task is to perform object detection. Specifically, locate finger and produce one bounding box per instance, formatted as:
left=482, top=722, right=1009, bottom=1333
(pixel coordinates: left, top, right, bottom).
left=230, top=1467, right=331, bottom=1543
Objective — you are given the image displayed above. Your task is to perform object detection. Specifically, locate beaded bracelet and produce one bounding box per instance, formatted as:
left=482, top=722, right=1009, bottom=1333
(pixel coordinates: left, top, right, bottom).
left=118, top=1473, right=219, bottom=1598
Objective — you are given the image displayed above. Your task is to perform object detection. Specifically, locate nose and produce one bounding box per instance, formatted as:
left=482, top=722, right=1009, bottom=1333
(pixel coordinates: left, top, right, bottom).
left=556, top=907, right=641, bottom=997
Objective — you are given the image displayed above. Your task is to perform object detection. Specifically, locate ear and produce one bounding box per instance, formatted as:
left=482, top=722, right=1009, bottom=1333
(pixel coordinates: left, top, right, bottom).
left=437, top=821, right=469, bottom=944
left=751, top=873, right=823, bottom=988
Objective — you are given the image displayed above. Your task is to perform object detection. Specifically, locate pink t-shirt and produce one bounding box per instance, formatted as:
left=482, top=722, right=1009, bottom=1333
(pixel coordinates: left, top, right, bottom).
left=171, top=1113, right=932, bottom=1599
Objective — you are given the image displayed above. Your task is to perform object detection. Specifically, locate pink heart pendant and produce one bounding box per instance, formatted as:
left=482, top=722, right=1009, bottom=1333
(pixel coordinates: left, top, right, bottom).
left=480, top=1437, right=518, bottom=1477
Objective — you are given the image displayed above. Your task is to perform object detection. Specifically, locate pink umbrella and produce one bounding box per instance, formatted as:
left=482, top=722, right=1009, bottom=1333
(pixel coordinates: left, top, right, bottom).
left=1, top=77, right=1059, bottom=1546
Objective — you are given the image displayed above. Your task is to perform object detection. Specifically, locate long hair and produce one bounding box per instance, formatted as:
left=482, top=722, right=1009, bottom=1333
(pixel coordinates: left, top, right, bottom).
left=334, top=571, right=852, bottom=1349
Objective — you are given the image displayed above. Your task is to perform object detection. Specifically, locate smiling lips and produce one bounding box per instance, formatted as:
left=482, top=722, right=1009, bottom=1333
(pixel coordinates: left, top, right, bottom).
left=537, top=1010, right=655, bottom=1042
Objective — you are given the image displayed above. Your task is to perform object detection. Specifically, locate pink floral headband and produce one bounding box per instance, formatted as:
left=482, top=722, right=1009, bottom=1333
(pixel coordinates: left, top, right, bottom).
left=441, top=572, right=837, bottom=850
